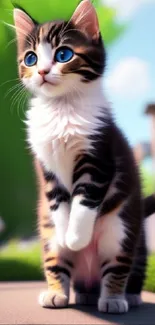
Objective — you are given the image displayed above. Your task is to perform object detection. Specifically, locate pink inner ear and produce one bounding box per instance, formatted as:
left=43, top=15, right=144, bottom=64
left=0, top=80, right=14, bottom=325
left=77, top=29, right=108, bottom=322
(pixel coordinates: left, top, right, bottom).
left=13, top=9, right=35, bottom=53
left=71, top=0, right=99, bottom=39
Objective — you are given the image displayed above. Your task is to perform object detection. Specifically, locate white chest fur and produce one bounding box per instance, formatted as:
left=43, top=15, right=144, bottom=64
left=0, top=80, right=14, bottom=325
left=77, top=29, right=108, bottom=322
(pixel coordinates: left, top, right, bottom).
left=26, top=85, right=108, bottom=191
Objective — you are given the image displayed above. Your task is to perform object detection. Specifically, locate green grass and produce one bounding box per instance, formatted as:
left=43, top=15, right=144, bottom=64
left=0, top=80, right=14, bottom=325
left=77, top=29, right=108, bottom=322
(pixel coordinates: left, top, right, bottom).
left=140, top=166, right=155, bottom=197
left=0, top=241, right=43, bottom=281
left=144, top=254, right=155, bottom=293
left=0, top=242, right=155, bottom=294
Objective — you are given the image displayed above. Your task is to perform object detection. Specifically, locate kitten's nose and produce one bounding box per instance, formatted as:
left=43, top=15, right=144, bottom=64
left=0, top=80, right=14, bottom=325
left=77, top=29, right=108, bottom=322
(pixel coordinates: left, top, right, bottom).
left=38, top=69, right=50, bottom=76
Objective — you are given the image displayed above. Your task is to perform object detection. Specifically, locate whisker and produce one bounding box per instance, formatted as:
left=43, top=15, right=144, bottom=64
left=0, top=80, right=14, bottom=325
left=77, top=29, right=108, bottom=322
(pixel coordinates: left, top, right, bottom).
left=15, top=90, right=26, bottom=118
left=10, top=86, right=25, bottom=114
left=59, top=15, right=73, bottom=37
left=17, top=89, right=27, bottom=119
left=4, top=21, right=35, bottom=45
left=5, top=83, right=22, bottom=99
left=5, top=37, right=18, bottom=49
left=0, top=78, right=20, bottom=88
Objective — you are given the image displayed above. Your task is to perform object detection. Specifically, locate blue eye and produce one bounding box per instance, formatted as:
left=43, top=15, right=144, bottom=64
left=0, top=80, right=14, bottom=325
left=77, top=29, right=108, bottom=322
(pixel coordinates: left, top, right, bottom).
left=24, top=51, right=37, bottom=67
left=55, top=47, right=74, bottom=63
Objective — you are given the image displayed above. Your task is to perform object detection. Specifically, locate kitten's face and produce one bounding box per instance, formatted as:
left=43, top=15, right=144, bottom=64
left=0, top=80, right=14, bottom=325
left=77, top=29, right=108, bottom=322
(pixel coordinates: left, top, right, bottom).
left=14, top=0, right=105, bottom=99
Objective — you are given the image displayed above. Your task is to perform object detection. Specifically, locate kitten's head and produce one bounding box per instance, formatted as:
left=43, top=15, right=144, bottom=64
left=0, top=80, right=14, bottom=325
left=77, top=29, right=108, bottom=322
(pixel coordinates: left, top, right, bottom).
left=14, top=0, right=106, bottom=99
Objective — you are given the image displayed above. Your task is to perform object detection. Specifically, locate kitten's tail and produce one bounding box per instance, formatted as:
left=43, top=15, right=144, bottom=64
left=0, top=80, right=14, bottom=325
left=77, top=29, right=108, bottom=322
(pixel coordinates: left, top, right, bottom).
left=144, top=194, right=155, bottom=218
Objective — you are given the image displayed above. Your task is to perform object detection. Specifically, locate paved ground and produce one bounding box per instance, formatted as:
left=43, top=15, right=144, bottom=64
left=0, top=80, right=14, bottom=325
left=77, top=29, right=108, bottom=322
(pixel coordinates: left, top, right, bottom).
left=0, top=282, right=155, bottom=324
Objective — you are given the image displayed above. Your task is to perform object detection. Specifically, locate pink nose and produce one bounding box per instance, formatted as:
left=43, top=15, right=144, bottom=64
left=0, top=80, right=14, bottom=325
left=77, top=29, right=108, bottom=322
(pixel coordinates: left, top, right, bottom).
left=38, top=69, right=50, bottom=76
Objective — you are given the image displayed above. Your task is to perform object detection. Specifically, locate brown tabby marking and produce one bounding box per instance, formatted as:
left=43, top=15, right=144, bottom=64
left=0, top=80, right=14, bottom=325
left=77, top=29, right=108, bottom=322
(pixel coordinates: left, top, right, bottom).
left=20, top=66, right=34, bottom=78
left=35, top=159, right=73, bottom=299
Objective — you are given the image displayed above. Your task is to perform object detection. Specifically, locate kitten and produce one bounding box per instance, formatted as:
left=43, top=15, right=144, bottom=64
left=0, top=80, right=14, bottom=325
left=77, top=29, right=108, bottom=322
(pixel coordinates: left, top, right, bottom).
left=13, top=0, right=155, bottom=314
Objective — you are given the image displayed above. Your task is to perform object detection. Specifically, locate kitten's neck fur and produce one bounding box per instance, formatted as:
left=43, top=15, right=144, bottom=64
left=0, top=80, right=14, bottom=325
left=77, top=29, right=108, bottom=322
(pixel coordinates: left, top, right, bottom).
left=27, top=78, right=110, bottom=146
left=33, top=78, right=107, bottom=106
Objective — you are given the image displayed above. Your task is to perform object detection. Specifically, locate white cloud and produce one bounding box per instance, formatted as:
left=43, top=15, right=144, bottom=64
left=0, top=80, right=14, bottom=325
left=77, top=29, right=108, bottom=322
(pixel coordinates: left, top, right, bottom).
left=102, top=0, right=155, bottom=19
left=106, top=57, right=151, bottom=98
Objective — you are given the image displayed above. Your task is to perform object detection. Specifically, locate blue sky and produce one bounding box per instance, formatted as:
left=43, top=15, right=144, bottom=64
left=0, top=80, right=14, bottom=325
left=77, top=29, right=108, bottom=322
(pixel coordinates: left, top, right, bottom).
left=104, top=1, right=155, bottom=146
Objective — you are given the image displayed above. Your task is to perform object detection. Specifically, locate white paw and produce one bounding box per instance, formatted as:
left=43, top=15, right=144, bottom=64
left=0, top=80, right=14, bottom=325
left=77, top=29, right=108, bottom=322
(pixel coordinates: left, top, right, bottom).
left=98, top=296, right=129, bottom=314
left=126, top=294, right=142, bottom=307
left=66, top=200, right=96, bottom=251
left=65, top=232, right=90, bottom=251
left=38, top=290, right=68, bottom=308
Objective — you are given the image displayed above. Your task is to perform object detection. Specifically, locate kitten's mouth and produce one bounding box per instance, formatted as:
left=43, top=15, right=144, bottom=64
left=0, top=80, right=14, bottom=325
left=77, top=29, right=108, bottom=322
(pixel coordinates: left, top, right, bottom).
left=41, top=81, right=56, bottom=86
left=41, top=78, right=59, bottom=87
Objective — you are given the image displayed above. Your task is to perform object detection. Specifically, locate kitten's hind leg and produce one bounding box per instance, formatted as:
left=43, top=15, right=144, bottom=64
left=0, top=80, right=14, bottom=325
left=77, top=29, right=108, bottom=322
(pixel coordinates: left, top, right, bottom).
left=126, top=228, right=147, bottom=307
left=38, top=225, right=74, bottom=308
left=98, top=258, right=130, bottom=314
left=37, top=162, right=73, bottom=308
left=97, top=213, right=135, bottom=314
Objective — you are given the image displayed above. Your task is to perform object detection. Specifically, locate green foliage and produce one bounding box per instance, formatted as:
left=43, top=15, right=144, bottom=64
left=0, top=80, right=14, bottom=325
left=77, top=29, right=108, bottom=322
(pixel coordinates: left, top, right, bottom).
left=140, top=167, right=155, bottom=197
left=0, top=0, right=37, bottom=241
left=96, top=6, right=126, bottom=45
left=11, top=0, right=80, bottom=22
left=0, top=241, right=43, bottom=281
left=144, top=255, right=155, bottom=293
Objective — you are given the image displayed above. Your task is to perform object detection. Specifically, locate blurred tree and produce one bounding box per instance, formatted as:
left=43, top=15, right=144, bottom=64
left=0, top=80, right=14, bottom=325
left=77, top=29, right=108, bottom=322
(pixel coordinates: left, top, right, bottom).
left=0, top=0, right=37, bottom=241
left=0, top=0, right=125, bottom=241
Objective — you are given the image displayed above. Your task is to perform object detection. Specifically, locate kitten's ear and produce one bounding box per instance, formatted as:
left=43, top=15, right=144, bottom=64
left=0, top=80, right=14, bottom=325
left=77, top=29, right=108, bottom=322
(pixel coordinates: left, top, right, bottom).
left=13, top=9, right=35, bottom=54
left=71, top=0, right=99, bottom=40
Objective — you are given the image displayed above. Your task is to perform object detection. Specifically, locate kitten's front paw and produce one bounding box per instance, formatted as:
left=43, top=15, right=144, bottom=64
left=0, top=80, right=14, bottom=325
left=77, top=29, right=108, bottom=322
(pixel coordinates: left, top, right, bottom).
left=65, top=232, right=89, bottom=251
left=39, top=290, right=69, bottom=308
left=65, top=233, right=81, bottom=251
left=98, top=296, right=129, bottom=314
